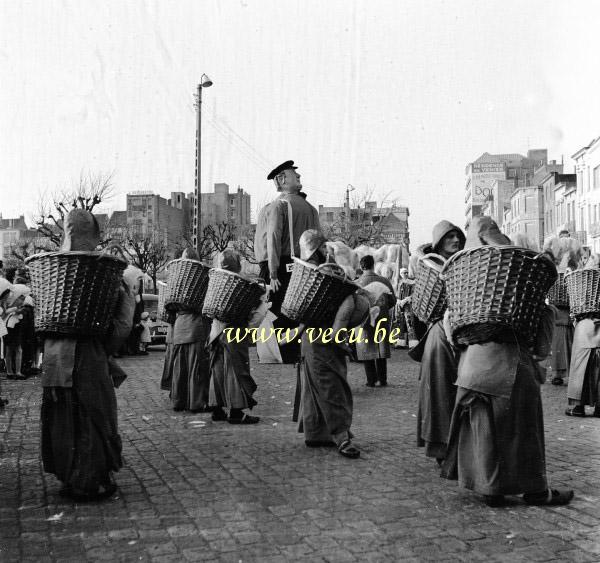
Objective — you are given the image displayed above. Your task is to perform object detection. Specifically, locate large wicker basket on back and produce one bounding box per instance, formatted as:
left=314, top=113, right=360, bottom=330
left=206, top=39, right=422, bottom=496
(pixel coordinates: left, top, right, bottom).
left=26, top=251, right=127, bottom=337
left=412, top=254, right=447, bottom=324
left=157, top=281, right=168, bottom=321
left=565, top=269, right=600, bottom=318
left=442, top=246, right=557, bottom=346
left=202, top=269, right=266, bottom=325
left=164, top=258, right=211, bottom=313
left=281, top=258, right=359, bottom=327
left=547, top=272, right=569, bottom=308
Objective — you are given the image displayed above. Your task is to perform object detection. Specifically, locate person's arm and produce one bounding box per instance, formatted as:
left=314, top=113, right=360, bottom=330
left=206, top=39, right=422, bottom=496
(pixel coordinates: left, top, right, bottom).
left=267, top=202, right=284, bottom=291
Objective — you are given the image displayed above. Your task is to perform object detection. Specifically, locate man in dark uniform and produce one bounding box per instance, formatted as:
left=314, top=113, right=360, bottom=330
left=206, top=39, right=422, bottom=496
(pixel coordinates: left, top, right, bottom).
left=255, top=160, right=321, bottom=363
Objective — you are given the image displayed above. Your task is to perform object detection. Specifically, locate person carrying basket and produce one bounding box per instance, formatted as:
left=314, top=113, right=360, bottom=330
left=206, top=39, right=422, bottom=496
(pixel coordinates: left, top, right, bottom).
left=208, top=249, right=269, bottom=424
left=40, top=209, right=135, bottom=502
left=410, top=220, right=465, bottom=465
left=441, top=216, right=573, bottom=507
left=256, top=160, right=321, bottom=364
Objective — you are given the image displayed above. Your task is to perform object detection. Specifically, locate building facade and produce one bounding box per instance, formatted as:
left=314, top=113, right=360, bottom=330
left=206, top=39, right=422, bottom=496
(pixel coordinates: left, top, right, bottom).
left=193, top=183, right=251, bottom=246
left=502, top=185, right=544, bottom=249
left=125, top=191, right=192, bottom=250
left=573, top=137, right=600, bottom=252
left=465, top=149, right=548, bottom=222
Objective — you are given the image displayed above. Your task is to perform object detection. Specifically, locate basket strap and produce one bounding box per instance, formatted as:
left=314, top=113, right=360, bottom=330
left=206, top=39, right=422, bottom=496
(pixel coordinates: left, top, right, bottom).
left=286, top=199, right=295, bottom=259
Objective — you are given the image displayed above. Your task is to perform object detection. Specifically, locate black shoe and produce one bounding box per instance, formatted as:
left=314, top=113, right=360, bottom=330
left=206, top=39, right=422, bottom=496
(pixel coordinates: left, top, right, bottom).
left=228, top=413, right=260, bottom=424
left=483, top=495, right=505, bottom=507
left=211, top=408, right=228, bottom=421
left=523, top=489, right=574, bottom=506
left=565, top=406, right=585, bottom=417
left=551, top=377, right=564, bottom=386
left=379, top=381, right=388, bottom=387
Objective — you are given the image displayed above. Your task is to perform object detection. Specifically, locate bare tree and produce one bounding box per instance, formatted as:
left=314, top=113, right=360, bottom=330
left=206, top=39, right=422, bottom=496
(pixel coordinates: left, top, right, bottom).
left=233, top=224, right=257, bottom=264
left=322, top=187, right=399, bottom=248
left=205, top=221, right=237, bottom=254
left=8, top=236, right=52, bottom=263
left=35, top=171, right=115, bottom=248
left=118, top=226, right=169, bottom=293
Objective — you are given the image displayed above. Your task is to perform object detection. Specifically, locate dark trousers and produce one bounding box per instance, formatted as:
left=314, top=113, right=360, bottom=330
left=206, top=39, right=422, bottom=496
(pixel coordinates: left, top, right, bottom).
left=259, top=257, right=300, bottom=364
left=364, top=359, right=387, bottom=385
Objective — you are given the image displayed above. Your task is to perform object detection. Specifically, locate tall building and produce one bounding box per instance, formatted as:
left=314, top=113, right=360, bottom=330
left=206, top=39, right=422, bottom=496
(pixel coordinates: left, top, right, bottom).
left=573, top=136, right=600, bottom=251
left=465, top=149, right=548, bottom=222
left=125, top=191, right=192, bottom=250
left=502, top=185, right=544, bottom=249
left=540, top=171, right=577, bottom=241
left=194, top=183, right=251, bottom=228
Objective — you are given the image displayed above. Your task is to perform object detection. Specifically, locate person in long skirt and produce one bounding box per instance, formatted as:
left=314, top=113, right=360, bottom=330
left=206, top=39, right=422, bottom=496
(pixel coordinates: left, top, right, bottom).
left=410, top=220, right=465, bottom=464
left=168, top=249, right=211, bottom=413
left=41, top=210, right=135, bottom=501
left=441, top=216, right=573, bottom=507
left=550, top=306, right=573, bottom=385
left=355, top=255, right=396, bottom=387
left=209, top=249, right=268, bottom=424
left=565, top=315, right=600, bottom=417
left=295, top=230, right=369, bottom=459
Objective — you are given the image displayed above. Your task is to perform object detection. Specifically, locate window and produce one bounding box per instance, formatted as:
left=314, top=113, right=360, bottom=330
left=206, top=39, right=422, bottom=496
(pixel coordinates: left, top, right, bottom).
left=594, top=165, right=600, bottom=190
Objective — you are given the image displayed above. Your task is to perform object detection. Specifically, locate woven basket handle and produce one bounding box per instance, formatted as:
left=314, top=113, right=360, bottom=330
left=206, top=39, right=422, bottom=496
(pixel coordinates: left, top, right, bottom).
left=101, top=243, right=128, bottom=262
left=316, top=262, right=347, bottom=281
left=420, top=253, right=446, bottom=272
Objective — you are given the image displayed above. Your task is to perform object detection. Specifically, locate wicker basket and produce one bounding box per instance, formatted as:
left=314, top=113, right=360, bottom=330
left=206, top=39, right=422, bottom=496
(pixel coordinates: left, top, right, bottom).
left=565, top=269, right=600, bottom=318
left=281, top=258, right=359, bottom=327
left=26, top=250, right=127, bottom=336
left=442, top=246, right=557, bottom=346
left=412, top=254, right=447, bottom=324
left=202, top=269, right=266, bottom=324
left=547, top=272, right=569, bottom=308
left=164, top=258, right=211, bottom=313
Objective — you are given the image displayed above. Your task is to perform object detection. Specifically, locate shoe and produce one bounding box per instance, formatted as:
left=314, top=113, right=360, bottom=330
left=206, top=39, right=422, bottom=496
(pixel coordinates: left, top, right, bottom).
left=565, top=406, right=585, bottom=417
left=483, top=495, right=506, bottom=507
left=0, top=398, right=8, bottom=409
left=523, top=489, right=574, bottom=506
left=305, top=440, right=336, bottom=448
left=379, top=381, right=388, bottom=387
left=228, top=413, right=260, bottom=424
left=551, top=377, right=564, bottom=386
left=593, top=407, right=600, bottom=418
left=338, top=439, right=360, bottom=459
left=211, top=408, right=228, bottom=421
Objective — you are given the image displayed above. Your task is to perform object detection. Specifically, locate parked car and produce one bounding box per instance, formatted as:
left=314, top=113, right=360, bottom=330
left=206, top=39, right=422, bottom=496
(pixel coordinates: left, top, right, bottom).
left=142, top=293, right=169, bottom=347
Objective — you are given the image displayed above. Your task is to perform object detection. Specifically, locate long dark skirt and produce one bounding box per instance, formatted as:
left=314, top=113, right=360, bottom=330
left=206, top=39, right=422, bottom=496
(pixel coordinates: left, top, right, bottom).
left=160, top=342, right=174, bottom=391
left=572, top=349, right=600, bottom=407
left=209, top=335, right=257, bottom=410
left=551, top=308, right=573, bottom=378
left=41, top=341, right=122, bottom=493
left=442, top=360, right=547, bottom=496
left=416, top=321, right=458, bottom=459
left=298, top=334, right=353, bottom=445
left=170, top=341, right=210, bottom=411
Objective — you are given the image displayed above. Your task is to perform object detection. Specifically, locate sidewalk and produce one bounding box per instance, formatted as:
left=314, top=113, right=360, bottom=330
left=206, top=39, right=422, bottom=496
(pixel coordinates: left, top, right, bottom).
left=0, top=348, right=599, bottom=562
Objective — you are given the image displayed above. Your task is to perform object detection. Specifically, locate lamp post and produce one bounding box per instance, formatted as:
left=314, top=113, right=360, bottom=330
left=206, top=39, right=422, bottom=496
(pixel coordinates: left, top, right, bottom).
left=194, top=73, right=213, bottom=254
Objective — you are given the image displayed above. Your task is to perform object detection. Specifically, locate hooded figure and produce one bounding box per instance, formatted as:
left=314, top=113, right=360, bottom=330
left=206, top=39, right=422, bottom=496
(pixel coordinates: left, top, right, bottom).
left=411, top=220, right=465, bottom=463
left=441, top=217, right=573, bottom=507
left=208, top=249, right=266, bottom=424
left=163, top=247, right=212, bottom=413
left=41, top=209, right=134, bottom=501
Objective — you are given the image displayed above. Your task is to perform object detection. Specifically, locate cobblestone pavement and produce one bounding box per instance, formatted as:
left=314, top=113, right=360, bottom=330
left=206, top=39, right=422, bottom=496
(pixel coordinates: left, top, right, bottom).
left=1, top=346, right=599, bottom=562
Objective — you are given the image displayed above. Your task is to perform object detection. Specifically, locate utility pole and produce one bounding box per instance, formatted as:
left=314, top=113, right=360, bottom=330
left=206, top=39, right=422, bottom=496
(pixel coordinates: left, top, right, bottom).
left=345, top=184, right=355, bottom=238
left=193, top=74, right=213, bottom=254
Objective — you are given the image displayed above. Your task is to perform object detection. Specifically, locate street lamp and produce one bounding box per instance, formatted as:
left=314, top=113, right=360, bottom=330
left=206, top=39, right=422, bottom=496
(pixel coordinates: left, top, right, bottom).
left=195, top=73, right=213, bottom=254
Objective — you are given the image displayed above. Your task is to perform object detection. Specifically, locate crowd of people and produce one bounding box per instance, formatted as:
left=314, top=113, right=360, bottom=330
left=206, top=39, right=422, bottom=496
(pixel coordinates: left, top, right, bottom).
left=1, top=161, right=598, bottom=508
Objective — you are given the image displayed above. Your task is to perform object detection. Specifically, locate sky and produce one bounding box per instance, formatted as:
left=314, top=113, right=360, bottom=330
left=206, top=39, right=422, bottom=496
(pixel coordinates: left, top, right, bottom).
left=2, top=0, right=600, bottom=247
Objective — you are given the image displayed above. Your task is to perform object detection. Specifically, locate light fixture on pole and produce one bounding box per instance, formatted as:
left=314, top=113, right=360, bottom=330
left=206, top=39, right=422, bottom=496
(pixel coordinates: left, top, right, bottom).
left=194, top=73, right=213, bottom=254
